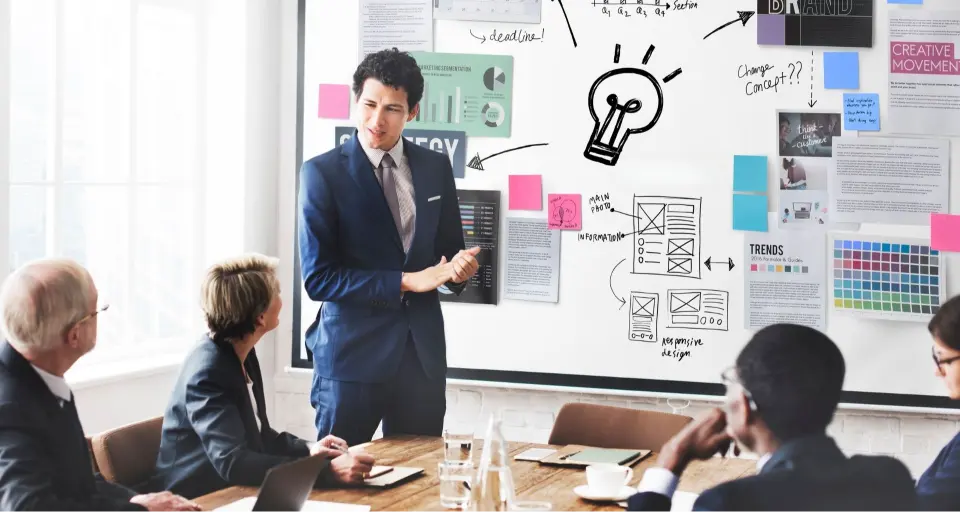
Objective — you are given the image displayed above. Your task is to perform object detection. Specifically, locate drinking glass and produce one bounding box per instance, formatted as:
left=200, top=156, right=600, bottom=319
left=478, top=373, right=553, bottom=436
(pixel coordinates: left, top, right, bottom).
left=443, top=427, right=475, bottom=463
left=438, top=461, right=474, bottom=509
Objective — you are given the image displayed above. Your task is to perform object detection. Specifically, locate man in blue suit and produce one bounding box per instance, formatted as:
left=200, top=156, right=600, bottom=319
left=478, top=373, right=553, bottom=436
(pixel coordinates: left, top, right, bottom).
left=627, top=324, right=917, bottom=511
left=298, top=48, right=480, bottom=445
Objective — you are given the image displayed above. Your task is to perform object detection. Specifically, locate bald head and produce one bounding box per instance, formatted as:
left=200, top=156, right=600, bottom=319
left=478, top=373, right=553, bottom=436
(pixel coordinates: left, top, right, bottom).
left=0, top=258, right=96, bottom=355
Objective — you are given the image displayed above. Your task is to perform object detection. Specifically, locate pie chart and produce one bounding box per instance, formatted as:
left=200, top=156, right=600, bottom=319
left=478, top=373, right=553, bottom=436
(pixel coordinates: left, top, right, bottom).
left=483, top=66, right=506, bottom=91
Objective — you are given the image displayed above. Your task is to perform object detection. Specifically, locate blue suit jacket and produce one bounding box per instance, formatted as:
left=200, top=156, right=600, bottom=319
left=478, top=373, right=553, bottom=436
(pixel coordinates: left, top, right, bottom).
left=916, top=430, right=960, bottom=510
left=0, top=341, right=144, bottom=510
left=627, top=436, right=917, bottom=511
left=298, top=132, right=466, bottom=383
left=149, top=336, right=314, bottom=499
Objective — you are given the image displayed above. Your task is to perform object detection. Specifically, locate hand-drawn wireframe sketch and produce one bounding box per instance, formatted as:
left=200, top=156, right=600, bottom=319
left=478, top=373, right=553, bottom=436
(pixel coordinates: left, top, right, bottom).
left=665, top=289, right=728, bottom=331
left=584, top=43, right=681, bottom=166
left=628, top=291, right=659, bottom=342
left=631, top=196, right=701, bottom=279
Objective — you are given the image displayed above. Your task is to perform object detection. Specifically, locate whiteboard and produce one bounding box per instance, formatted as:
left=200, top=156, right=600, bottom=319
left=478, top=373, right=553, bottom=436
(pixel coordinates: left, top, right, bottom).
left=292, top=0, right=960, bottom=410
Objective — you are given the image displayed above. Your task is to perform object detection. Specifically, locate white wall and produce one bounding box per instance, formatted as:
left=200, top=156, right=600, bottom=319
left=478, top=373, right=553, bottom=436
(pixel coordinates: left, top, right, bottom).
left=272, top=372, right=959, bottom=479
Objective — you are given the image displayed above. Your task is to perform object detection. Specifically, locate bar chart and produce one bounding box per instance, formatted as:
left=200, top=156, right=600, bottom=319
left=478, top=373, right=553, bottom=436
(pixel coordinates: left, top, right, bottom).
left=416, top=83, right=462, bottom=125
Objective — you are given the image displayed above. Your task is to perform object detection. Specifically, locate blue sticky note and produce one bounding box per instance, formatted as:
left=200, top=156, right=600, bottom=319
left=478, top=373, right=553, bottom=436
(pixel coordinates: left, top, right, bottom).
left=733, top=155, right=768, bottom=193
left=824, top=52, right=859, bottom=89
left=843, top=93, right=880, bottom=131
left=888, top=0, right=921, bottom=4
left=733, top=194, right=768, bottom=232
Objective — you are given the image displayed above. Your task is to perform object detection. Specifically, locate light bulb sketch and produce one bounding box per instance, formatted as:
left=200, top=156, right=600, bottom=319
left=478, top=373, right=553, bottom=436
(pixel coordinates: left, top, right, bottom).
left=584, top=43, right=682, bottom=166
left=552, top=199, right=577, bottom=224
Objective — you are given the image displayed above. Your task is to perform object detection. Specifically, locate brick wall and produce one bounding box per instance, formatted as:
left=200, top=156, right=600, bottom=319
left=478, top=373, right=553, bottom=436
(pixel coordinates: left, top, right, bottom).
left=273, top=379, right=960, bottom=479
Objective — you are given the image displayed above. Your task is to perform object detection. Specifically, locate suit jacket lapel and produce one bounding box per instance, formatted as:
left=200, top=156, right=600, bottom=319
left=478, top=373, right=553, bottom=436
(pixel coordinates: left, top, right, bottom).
left=342, top=132, right=403, bottom=252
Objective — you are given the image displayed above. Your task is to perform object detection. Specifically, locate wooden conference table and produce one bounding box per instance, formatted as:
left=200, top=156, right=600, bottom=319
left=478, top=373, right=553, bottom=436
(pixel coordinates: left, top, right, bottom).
left=194, top=435, right=755, bottom=511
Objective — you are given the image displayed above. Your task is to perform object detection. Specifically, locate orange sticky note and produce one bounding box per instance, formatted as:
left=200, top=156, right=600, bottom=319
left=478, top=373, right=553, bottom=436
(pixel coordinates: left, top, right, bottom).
left=548, top=194, right=581, bottom=230
left=931, top=213, right=960, bottom=253
left=508, top=175, right=542, bottom=210
left=318, top=84, right=350, bottom=119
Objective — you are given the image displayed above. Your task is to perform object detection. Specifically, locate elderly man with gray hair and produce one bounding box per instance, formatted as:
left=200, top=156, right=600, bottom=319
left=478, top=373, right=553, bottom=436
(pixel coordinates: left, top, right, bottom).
left=0, top=258, right=200, bottom=511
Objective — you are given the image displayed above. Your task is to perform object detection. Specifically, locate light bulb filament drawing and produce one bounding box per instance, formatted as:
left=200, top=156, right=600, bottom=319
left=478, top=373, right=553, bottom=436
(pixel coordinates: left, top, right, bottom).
left=599, top=94, right=642, bottom=149
left=584, top=44, right=681, bottom=166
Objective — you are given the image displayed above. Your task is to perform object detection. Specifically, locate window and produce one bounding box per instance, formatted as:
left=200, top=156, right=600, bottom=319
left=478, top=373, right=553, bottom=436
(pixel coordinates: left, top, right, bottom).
left=2, top=0, right=244, bottom=366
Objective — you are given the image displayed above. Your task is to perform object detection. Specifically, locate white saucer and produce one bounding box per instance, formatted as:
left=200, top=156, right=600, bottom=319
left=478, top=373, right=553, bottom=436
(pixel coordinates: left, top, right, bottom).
left=573, top=485, right=636, bottom=502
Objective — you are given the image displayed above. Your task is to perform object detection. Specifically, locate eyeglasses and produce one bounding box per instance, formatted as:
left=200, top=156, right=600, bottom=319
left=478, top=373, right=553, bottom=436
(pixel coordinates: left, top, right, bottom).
left=721, top=366, right=758, bottom=412
left=75, top=304, right=109, bottom=327
left=932, top=347, right=960, bottom=372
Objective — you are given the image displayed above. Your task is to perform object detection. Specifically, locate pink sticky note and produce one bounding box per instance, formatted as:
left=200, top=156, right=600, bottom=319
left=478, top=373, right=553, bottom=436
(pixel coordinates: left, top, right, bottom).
left=508, top=175, right=542, bottom=210
left=318, top=84, right=350, bottom=119
left=931, top=213, right=960, bottom=253
left=548, top=194, right=582, bottom=230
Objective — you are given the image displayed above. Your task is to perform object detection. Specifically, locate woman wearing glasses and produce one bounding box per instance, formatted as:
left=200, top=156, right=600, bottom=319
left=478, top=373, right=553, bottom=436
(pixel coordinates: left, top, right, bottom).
left=917, top=294, right=960, bottom=510
left=148, top=254, right=375, bottom=499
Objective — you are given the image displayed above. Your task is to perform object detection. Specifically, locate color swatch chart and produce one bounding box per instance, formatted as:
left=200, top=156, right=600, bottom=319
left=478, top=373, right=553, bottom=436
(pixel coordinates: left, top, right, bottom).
left=830, top=235, right=944, bottom=320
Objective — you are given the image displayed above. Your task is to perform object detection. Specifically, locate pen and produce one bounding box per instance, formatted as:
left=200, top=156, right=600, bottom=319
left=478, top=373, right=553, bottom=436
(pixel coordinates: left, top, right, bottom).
left=558, top=450, right=580, bottom=460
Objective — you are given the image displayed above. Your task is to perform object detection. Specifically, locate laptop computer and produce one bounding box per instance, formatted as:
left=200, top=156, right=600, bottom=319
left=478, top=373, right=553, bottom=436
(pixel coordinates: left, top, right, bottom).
left=215, top=455, right=330, bottom=511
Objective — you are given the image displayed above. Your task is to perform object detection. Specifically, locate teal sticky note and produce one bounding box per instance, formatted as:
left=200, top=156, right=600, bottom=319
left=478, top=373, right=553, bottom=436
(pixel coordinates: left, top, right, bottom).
left=824, top=52, right=859, bottom=89
left=843, top=93, right=880, bottom=131
left=733, top=155, right=768, bottom=193
left=733, top=194, right=768, bottom=232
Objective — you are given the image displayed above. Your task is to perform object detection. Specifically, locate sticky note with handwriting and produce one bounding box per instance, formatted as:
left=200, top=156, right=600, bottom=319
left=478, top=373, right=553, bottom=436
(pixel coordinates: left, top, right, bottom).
left=843, top=93, right=880, bottom=131
left=548, top=194, right=582, bottom=230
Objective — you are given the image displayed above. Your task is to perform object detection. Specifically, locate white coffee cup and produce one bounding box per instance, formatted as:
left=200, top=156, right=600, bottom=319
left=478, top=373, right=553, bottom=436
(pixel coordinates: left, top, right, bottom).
left=585, top=463, right=633, bottom=496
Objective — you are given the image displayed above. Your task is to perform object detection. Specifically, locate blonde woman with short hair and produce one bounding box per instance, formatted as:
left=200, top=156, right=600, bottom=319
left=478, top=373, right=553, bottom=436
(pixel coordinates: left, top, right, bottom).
left=149, top=254, right=375, bottom=499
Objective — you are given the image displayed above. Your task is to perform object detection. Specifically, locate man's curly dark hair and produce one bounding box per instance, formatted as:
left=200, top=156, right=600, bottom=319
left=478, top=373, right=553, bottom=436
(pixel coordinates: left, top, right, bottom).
left=352, top=48, right=424, bottom=111
left=736, top=323, right=845, bottom=442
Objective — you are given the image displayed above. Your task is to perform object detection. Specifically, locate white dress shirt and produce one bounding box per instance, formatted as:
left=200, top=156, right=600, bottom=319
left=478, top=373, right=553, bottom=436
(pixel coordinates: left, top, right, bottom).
left=246, top=380, right=262, bottom=432
left=30, top=364, right=72, bottom=406
left=636, top=452, right=771, bottom=497
left=358, top=134, right=417, bottom=250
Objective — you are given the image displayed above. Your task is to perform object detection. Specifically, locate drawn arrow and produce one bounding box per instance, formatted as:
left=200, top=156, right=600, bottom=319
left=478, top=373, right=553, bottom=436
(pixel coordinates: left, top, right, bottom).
left=610, top=258, right=626, bottom=310
left=704, top=257, right=736, bottom=271
left=808, top=51, right=817, bottom=107
left=550, top=0, right=577, bottom=48
left=466, top=143, right=549, bottom=171
left=703, top=11, right=755, bottom=40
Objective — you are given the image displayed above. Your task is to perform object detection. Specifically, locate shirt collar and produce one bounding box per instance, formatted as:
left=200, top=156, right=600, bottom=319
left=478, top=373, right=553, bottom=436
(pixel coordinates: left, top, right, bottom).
left=30, top=364, right=72, bottom=404
left=358, top=130, right=404, bottom=169
left=756, top=452, right=772, bottom=472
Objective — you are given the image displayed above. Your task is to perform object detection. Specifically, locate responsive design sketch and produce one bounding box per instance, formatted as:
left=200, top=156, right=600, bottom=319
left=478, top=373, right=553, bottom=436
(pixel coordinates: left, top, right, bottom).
left=632, top=196, right=702, bottom=279
left=628, top=291, right=659, bottom=342
left=666, top=289, right=729, bottom=331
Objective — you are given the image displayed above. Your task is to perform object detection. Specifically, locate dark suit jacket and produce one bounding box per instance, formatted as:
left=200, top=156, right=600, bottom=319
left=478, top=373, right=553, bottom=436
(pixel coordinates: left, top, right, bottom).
left=150, top=335, right=312, bottom=499
left=297, top=131, right=466, bottom=384
left=0, top=341, right=145, bottom=510
left=916, top=430, right=960, bottom=510
left=627, top=435, right=917, bottom=511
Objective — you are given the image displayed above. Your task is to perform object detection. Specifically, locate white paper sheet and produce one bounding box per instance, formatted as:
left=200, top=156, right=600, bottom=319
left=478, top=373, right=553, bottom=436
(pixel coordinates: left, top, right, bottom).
left=359, top=0, right=433, bottom=61
left=744, top=228, right=827, bottom=331
left=889, top=10, right=960, bottom=135
left=216, top=497, right=370, bottom=512
left=829, top=137, right=949, bottom=225
left=503, top=217, right=561, bottom=303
